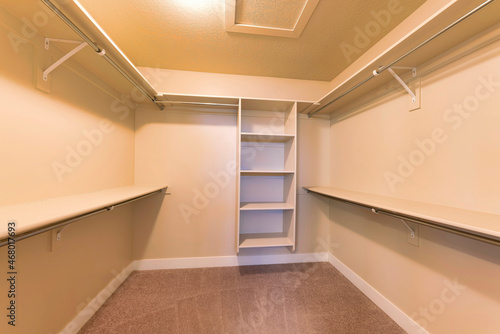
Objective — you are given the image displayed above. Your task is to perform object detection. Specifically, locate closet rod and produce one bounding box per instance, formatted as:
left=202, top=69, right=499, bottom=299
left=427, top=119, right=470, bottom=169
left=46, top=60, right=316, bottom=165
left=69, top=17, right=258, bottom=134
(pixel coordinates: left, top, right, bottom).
left=41, top=0, right=164, bottom=111
left=156, top=101, right=240, bottom=107
left=306, top=189, right=500, bottom=247
left=307, top=0, right=495, bottom=117
left=0, top=189, right=165, bottom=248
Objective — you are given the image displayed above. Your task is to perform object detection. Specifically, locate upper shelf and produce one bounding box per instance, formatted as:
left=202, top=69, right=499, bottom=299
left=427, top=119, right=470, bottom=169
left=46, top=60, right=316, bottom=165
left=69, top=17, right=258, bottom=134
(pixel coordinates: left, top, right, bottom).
left=155, top=96, right=315, bottom=113
left=0, top=184, right=167, bottom=242
left=305, top=186, right=500, bottom=242
left=157, top=94, right=239, bottom=110
left=306, top=0, right=500, bottom=116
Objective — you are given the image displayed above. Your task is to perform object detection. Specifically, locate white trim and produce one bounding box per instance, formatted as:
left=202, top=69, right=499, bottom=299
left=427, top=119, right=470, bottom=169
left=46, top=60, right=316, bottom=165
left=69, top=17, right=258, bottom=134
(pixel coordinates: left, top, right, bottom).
left=225, top=0, right=319, bottom=38
left=135, top=252, right=328, bottom=270
left=328, top=253, right=429, bottom=334
left=58, top=262, right=135, bottom=334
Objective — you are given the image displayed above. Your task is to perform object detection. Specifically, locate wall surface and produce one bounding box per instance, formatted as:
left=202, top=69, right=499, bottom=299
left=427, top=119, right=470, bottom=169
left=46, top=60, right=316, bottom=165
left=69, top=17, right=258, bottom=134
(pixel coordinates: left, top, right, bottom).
left=134, top=106, right=330, bottom=260
left=328, top=34, right=500, bottom=333
left=0, top=14, right=136, bottom=334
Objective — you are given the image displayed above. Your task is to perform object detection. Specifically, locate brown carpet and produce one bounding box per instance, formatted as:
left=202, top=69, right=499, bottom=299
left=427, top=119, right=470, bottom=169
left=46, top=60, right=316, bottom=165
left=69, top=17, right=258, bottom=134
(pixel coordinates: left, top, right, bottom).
left=78, top=262, right=406, bottom=334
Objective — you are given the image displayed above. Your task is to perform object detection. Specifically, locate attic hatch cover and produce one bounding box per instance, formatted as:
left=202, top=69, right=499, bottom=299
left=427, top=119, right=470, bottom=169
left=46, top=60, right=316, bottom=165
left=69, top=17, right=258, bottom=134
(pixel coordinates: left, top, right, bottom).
left=225, top=0, right=319, bottom=38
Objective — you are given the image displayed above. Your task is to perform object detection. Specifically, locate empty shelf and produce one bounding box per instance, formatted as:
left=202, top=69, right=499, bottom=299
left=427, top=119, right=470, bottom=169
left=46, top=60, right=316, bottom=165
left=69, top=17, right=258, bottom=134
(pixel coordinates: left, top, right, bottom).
left=241, top=133, right=295, bottom=143
left=240, top=170, right=295, bottom=176
left=304, top=186, right=500, bottom=243
left=239, top=234, right=294, bottom=248
left=0, top=184, right=167, bottom=243
left=240, top=202, right=294, bottom=211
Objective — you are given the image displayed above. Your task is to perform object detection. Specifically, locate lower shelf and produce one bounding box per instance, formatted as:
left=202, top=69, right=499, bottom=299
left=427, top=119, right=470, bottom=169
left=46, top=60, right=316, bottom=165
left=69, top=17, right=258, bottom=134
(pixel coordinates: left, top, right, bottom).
left=239, top=233, right=294, bottom=249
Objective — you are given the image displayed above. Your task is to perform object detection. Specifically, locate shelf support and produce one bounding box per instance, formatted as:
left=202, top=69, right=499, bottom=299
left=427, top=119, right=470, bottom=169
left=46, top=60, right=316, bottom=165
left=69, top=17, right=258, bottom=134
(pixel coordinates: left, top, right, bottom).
left=372, top=208, right=415, bottom=238
left=386, top=67, right=417, bottom=103
left=400, top=219, right=415, bottom=239
left=56, top=225, right=70, bottom=241
left=43, top=38, right=89, bottom=81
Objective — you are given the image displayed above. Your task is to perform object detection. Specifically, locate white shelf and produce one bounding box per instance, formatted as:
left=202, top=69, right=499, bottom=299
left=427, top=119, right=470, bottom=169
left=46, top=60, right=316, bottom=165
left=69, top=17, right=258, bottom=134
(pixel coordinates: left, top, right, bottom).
left=304, top=186, right=500, bottom=240
left=239, top=234, right=294, bottom=248
left=241, top=133, right=295, bottom=143
left=240, top=170, right=295, bottom=176
left=0, top=185, right=167, bottom=240
left=157, top=94, right=239, bottom=109
left=240, top=202, right=294, bottom=211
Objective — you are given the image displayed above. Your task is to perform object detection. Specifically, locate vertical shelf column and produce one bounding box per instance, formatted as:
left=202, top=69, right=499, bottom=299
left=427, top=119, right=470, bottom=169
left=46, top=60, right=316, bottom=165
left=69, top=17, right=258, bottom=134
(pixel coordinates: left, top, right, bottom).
left=236, top=99, right=297, bottom=253
left=236, top=98, right=242, bottom=253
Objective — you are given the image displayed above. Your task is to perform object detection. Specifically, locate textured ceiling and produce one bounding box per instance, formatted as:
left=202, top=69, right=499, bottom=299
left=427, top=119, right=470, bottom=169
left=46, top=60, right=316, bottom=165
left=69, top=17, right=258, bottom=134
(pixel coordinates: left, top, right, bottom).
left=235, top=0, right=306, bottom=29
left=75, top=0, right=426, bottom=81
left=4, top=0, right=426, bottom=82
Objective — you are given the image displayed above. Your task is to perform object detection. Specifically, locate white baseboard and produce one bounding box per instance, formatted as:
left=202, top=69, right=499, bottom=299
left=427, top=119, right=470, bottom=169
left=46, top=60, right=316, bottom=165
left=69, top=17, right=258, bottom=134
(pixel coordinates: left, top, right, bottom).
left=328, top=253, right=428, bottom=334
left=59, top=262, right=135, bottom=334
left=135, top=252, right=329, bottom=270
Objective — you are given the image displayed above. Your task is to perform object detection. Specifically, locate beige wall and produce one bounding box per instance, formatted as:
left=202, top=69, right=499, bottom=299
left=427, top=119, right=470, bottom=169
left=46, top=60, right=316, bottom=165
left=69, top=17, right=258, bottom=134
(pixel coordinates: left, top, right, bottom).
left=328, top=34, right=500, bottom=333
left=0, top=15, right=136, bottom=334
left=134, top=107, right=330, bottom=259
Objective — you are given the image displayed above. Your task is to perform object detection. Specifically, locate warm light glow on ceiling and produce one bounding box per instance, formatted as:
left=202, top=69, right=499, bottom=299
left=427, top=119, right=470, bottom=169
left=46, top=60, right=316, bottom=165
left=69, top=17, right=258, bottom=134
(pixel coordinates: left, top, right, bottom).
left=175, top=0, right=213, bottom=9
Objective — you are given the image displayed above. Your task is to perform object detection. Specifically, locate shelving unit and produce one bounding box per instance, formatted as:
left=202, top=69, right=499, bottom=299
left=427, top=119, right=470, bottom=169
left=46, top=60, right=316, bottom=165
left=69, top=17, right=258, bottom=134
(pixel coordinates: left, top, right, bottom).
left=0, top=184, right=167, bottom=246
left=236, top=99, right=297, bottom=252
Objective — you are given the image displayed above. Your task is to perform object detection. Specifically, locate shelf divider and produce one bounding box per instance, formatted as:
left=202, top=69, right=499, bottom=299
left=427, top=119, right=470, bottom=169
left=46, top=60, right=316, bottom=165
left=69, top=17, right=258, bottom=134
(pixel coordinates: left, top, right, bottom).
left=240, top=170, right=295, bottom=176
left=241, top=133, right=295, bottom=143
left=239, top=233, right=294, bottom=248
left=240, top=202, right=294, bottom=211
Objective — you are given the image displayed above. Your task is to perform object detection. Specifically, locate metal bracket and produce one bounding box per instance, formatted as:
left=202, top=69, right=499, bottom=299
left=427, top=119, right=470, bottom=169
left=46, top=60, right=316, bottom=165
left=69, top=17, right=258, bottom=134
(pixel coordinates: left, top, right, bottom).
left=55, top=205, right=114, bottom=242
left=387, top=67, right=417, bottom=103
left=400, top=219, right=415, bottom=239
left=43, top=38, right=88, bottom=81
left=372, top=208, right=415, bottom=239
left=56, top=225, right=70, bottom=241
left=45, top=38, right=83, bottom=50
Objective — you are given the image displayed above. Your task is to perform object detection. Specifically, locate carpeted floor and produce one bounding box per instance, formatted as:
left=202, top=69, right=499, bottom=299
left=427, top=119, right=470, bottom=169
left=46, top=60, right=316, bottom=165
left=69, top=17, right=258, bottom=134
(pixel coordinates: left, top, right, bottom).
left=78, top=262, right=406, bottom=334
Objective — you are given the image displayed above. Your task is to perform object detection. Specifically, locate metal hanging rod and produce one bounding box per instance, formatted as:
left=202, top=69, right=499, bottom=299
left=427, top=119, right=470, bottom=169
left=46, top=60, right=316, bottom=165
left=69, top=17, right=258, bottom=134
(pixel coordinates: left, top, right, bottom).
left=306, top=189, right=500, bottom=247
left=156, top=100, right=240, bottom=107
left=41, top=0, right=164, bottom=111
left=0, top=189, right=165, bottom=248
left=308, top=0, right=495, bottom=118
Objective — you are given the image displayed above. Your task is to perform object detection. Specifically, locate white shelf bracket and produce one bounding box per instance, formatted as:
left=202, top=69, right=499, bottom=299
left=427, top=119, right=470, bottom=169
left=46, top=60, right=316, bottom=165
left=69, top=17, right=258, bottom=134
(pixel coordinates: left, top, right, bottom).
left=387, top=67, right=417, bottom=103
left=400, top=219, right=415, bottom=239
left=43, top=38, right=88, bottom=81
left=372, top=208, right=415, bottom=238
left=56, top=225, right=70, bottom=241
